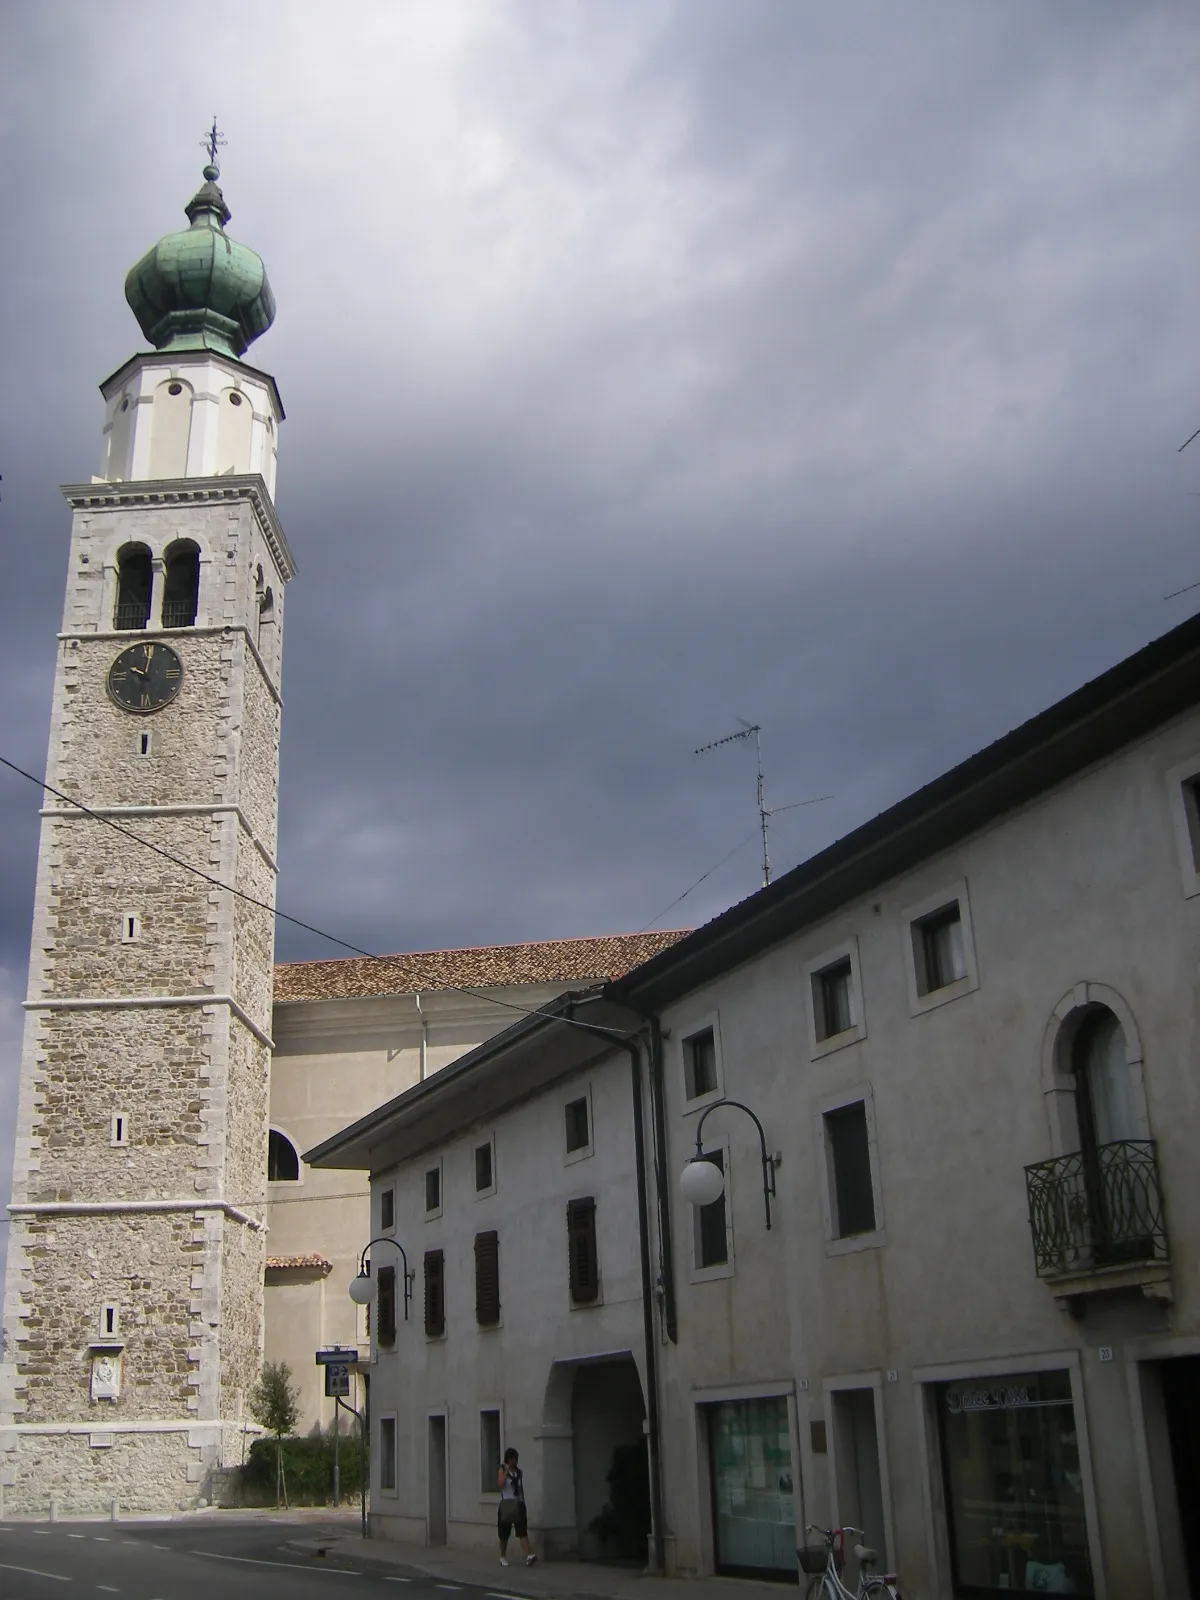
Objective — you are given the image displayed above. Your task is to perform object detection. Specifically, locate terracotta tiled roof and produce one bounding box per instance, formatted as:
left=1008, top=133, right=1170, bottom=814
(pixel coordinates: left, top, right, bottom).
left=273, top=931, right=689, bottom=1004
left=265, top=1254, right=333, bottom=1275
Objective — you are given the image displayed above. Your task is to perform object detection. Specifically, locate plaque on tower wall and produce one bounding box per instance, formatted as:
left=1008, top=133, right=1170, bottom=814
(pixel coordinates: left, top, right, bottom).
left=90, top=1350, right=123, bottom=1403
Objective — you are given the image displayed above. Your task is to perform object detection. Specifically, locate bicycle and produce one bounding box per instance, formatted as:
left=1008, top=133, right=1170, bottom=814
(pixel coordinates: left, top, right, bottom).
left=798, top=1524, right=905, bottom=1600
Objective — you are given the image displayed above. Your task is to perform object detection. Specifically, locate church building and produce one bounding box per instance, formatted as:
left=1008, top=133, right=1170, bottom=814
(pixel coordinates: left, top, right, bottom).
left=0, top=151, right=683, bottom=1513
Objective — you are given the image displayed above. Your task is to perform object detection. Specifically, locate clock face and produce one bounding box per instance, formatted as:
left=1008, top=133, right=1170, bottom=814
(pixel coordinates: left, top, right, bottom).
left=107, top=641, right=183, bottom=715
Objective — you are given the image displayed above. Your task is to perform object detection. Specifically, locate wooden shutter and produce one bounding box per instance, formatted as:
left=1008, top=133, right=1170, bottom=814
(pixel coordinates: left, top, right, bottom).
left=424, top=1249, right=445, bottom=1337
left=377, top=1265, right=397, bottom=1346
left=567, top=1197, right=598, bottom=1303
left=475, top=1230, right=500, bottom=1326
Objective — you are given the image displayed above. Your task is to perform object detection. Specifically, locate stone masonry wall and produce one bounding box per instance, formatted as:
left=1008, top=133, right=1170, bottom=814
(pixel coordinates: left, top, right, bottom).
left=218, top=1216, right=266, bottom=1422
left=1, top=1427, right=203, bottom=1517
left=222, top=1024, right=270, bottom=1216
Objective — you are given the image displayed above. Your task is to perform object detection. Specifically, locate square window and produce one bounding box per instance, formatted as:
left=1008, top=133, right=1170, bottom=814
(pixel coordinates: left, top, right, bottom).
left=814, top=958, right=854, bottom=1040
left=824, top=1101, right=877, bottom=1238
left=425, top=1166, right=441, bottom=1214
left=475, top=1140, right=494, bottom=1193
left=695, top=1150, right=729, bottom=1268
left=379, top=1415, right=397, bottom=1491
left=380, top=1187, right=395, bottom=1232
left=565, top=1096, right=590, bottom=1154
left=916, top=904, right=967, bottom=994
left=684, top=1028, right=718, bottom=1101
left=480, top=1408, right=502, bottom=1494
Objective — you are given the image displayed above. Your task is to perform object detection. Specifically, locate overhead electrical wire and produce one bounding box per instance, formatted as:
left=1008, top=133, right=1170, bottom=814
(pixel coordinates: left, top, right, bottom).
left=0, top=752, right=640, bottom=1042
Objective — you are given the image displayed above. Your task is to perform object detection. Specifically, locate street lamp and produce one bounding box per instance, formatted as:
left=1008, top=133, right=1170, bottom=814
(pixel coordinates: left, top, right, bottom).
left=349, top=1236, right=415, bottom=1319
left=680, top=1099, right=778, bottom=1229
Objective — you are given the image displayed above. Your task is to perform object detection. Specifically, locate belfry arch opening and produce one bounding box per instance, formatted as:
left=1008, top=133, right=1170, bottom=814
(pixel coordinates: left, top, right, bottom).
left=114, top=544, right=152, bottom=630
left=162, top=541, right=200, bottom=629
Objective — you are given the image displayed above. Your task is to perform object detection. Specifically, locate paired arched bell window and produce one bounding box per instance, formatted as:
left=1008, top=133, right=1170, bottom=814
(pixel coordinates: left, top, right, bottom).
left=114, top=544, right=153, bottom=630
left=161, top=541, right=200, bottom=629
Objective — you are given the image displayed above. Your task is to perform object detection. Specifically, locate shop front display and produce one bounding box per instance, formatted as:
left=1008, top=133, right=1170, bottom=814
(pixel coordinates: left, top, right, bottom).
left=706, top=1396, right=797, bottom=1581
left=935, top=1369, right=1093, bottom=1596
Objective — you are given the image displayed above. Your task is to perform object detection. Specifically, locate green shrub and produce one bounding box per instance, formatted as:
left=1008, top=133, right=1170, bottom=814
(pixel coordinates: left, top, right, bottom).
left=239, top=1432, right=368, bottom=1507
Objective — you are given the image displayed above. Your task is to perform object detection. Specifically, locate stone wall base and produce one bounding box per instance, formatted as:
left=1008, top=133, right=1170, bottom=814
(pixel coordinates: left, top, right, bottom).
left=0, top=1425, right=243, bottom=1516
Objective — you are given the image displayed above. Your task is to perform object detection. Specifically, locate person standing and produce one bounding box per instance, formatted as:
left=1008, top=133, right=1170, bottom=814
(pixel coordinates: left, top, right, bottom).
left=497, top=1447, right=537, bottom=1566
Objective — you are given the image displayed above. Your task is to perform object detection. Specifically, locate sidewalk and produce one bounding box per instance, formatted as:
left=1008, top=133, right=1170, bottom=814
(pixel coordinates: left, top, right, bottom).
left=283, top=1529, right=791, bottom=1600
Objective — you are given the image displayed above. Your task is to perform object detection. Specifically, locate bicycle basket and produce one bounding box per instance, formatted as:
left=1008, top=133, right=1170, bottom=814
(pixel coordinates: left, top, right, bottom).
left=797, top=1546, right=829, bottom=1575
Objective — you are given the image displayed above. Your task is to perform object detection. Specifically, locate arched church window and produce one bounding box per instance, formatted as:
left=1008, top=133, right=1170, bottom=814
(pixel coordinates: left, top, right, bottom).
left=268, top=1128, right=300, bottom=1183
left=114, top=544, right=152, bottom=630
left=161, top=541, right=200, bottom=629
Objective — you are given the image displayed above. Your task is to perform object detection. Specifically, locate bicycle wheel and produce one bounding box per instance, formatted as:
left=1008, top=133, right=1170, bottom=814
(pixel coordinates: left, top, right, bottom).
left=861, top=1581, right=899, bottom=1600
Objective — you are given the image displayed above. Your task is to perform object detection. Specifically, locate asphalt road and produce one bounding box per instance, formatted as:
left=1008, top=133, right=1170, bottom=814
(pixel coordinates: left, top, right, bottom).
left=0, top=1519, right=515, bottom=1600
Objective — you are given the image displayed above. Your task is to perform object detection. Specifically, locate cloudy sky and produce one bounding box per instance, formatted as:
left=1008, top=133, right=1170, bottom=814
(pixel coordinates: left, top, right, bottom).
left=0, top=0, right=1197, bottom=1235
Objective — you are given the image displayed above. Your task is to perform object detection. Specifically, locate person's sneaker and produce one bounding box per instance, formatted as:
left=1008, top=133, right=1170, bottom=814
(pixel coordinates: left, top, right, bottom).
left=526, top=1554, right=538, bottom=1566
left=500, top=1558, right=509, bottom=1567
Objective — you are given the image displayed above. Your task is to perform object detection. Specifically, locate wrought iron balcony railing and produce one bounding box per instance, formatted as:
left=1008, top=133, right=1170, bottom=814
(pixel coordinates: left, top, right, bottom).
left=161, top=601, right=196, bottom=629
left=1024, top=1138, right=1168, bottom=1279
left=113, top=602, right=149, bottom=630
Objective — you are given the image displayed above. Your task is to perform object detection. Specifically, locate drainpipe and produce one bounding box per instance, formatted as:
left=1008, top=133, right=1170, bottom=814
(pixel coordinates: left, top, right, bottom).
left=572, top=1008, right=666, bottom=1575
left=415, top=992, right=428, bottom=1080
left=612, top=1001, right=677, bottom=1344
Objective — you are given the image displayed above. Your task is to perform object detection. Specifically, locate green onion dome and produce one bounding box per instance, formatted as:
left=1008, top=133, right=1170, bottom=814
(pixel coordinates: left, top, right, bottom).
left=124, top=163, right=276, bottom=360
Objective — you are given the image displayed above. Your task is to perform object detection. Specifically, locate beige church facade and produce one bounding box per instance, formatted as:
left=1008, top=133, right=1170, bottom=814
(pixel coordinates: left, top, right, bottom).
left=264, top=933, right=685, bottom=1435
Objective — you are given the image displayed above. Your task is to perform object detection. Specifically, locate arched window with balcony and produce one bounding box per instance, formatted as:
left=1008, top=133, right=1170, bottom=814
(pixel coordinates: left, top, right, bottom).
left=162, top=541, right=200, bottom=629
left=114, top=543, right=152, bottom=630
left=268, top=1128, right=300, bottom=1183
left=1026, top=989, right=1167, bottom=1282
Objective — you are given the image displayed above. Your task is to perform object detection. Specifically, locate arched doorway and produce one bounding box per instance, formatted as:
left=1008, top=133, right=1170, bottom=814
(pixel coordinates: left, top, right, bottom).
left=541, top=1353, right=650, bottom=1562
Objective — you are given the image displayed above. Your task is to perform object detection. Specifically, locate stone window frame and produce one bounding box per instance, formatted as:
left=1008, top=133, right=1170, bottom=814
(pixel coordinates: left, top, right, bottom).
left=1165, top=752, right=1200, bottom=897
left=479, top=1401, right=505, bottom=1502
left=901, top=878, right=980, bottom=1017
left=688, top=1131, right=736, bottom=1286
left=474, top=1131, right=497, bottom=1200
left=378, top=1411, right=399, bottom=1497
left=804, top=936, right=867, bottom=1058
left=109, top=1112, right=129, bottom=1148
left=814, top=1083, right=887, bottom=1257
left=119, top=912, right=140, bottom=945
left=678, top=1009, right=726, bottom=1112
left=267, top=1125, right=304, bottom=1187
left=563, top=1083, right=595, bottom=1166
left=424, top=1158, right=443, bottom=1221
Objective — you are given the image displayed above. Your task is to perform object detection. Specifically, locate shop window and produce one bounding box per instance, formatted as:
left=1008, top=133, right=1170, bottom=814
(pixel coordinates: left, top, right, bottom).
left=706, top=1396, right=797, bottom=1580
left=424, top=1249, right=445, bottom=1337
left=475, top=1230, right=500, bottom=1326
left=267, top=1129, right=299, bottom=1182
left=936, top=1369, right=1093, bottom=1596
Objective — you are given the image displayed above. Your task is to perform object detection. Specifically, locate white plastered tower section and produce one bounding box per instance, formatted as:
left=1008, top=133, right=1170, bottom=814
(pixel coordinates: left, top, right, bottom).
left=0, top=156, right=295, bottom=1512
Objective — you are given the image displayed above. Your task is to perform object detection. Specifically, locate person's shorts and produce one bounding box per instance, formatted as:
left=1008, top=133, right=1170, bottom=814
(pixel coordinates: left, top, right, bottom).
left=498, top=1501, right=528, bottom=1540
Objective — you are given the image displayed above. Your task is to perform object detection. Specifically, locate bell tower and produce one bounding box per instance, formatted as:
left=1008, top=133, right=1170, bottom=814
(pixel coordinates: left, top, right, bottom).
left=0, top=146, right=295, bottom=1512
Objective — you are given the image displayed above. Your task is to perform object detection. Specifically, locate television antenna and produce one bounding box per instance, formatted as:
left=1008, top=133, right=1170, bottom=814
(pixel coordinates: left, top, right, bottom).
left=694, top=719, right=832, bottom=888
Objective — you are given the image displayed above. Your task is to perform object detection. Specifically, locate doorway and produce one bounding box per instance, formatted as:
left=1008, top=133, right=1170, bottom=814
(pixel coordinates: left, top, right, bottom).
left=830, top=1388, right=886, bottom=1589
left=1162, top=1356, right=1200, bottom=1593
left=427, top=1413, right=447, bottom=1545
left=706, top=1395, right=797, bottom=1580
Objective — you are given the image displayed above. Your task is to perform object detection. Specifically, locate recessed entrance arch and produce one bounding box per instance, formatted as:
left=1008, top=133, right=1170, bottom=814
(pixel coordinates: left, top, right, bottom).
left=541, top=1351, right=650, bottom=1561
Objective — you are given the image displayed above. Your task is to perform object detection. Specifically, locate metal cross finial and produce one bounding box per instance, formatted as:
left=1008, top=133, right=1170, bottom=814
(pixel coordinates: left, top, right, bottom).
left=202, top=117, right=226, bottom=169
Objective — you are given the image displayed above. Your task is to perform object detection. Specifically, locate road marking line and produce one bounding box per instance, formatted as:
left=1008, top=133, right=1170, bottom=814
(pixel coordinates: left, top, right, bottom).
left=69, top=1533, right=86, bottom=1539
left=383, top=1579, right=413, bottom=1584
left=488, top=1591, right=530, bottom=1599
left=93, top=1536, right=110, bottom=1542
left=97, top=1588, right=121, bottom=1593
left=437, top=1586, right=462, bottom=1591
left=0, top=1558, right=71, bottom=1580
left=188, top=1548, right=361, bottom=1574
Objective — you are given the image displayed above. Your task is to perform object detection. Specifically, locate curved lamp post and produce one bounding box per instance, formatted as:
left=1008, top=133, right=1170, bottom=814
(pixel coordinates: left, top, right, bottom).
left=349, top=1236, right=415, bottom=1319
left=679, top=1099, right=778, bottom=1229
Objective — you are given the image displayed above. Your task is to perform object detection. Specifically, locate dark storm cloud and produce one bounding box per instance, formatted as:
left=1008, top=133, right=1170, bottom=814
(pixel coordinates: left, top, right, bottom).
left=0, top=0, right=1197, bottom=1244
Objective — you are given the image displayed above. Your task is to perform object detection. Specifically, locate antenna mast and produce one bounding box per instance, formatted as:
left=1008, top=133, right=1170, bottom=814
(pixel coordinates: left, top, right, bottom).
left=695, top=721, right=832, bottom=889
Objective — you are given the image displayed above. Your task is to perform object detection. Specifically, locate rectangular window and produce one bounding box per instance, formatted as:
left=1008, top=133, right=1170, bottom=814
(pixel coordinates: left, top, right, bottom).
left=120, top=913, right=139, bottom=944
left=99, top=1303, right=119, bottom=1339
left=696, top=1150, right=729, bottom=1267
left=380, top=1187, right=395, bottom=1231
left=936, top=1370, right=1093, bottom=1596
left=567, top=1197, right=599, bottom=1303
left=1181, top=775, right=1200, bottom=871
left=475, top=1139, right=494, bottom=1193
left=480, top=1408, right=502, bottom=1494
left=825, top=1101, right=877, bottom=1237
left=110, top=1112, right=128, bottom=1147
left=423, top=1250, right=445, bottom=1337
left=565, top=1096, right=590, bottom=1154
left=684, top=1028, right=718, bottom=1100
left=425, top=1166, right=441, bottom=1213
left=376, top=1265, right=397, bottom=1347
left=916, top=903, right=967, bottom=994
left=137, top=731, right=152, bottom=757
left=814, top=957, right=854, bottom=1040
left=475, top=1230, right=500, bottom=1326
left=379, top=1415, right=397, bottom=1491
